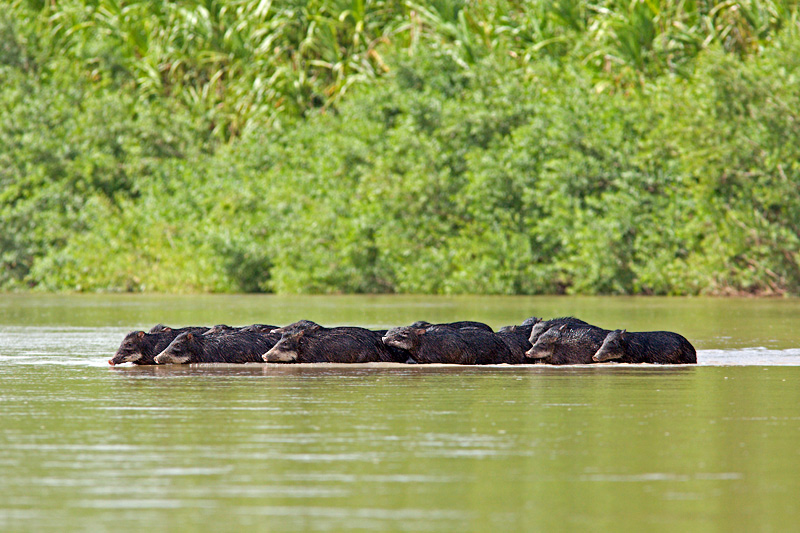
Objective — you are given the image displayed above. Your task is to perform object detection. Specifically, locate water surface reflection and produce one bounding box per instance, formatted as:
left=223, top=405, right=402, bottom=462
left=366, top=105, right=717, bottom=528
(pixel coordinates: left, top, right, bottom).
left=2, top=295, right=800, bottom=532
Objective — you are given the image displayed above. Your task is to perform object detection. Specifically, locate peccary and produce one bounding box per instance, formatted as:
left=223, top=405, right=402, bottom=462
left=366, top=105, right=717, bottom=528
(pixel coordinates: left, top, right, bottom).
left=270, top=320, right=322, bottom=336
left=109, top=325, right=208, bottom=366
left=525, top=324, right=610, bottom=365
left=592, top=329, right=697, bottom=364
left=497, top=316, right=539, bottom=332
left=410, top=320, right=494, bottom=332
left=371, top=329, right=414, bottom=363
left=154, top=329, right=280, bottom=364
left=204, top=324, right=278, bottom=335
left=496, top=323, right=535, bottom=361
left=204, top=324, right=238, bottom=335
left=382, top=325, right=516, bottom=364
left=263, top=325, right=399, bottom=363
left=241, top=324, right=279, bottom=334
left=528, top=316, right=594, bottom=345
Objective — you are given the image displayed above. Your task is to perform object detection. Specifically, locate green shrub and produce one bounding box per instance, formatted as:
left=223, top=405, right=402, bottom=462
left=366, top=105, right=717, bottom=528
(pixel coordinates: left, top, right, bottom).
left=3, top=2, right=800, bottom=295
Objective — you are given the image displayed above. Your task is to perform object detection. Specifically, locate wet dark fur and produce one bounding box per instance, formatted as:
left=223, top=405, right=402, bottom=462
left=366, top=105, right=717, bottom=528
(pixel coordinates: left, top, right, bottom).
left=383, top=325, right=516, bottom=364
left=528, top=316, right=594, bottom=345
left=526, top=325, right=610, bottom=365
left=593, top=329, right=697, bottom=364
left=110, top=326, right=208, bottom=365
left=155, top=329, right=281, bottom=364
left=410, top=320, right=494, bottom=332
left=496, top=323, right=535, bottom=361
left=204, top=324, right=278, bottom=335
left=270, top=320, right=321, bottom=336
left=265, top=326, right=401, bottom=363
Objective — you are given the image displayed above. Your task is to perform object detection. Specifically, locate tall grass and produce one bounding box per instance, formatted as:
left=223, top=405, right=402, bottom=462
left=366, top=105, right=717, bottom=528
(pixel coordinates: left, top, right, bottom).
left=13, top=0, right=795, bottom=139
left=4, top=0, right=800, bottom=294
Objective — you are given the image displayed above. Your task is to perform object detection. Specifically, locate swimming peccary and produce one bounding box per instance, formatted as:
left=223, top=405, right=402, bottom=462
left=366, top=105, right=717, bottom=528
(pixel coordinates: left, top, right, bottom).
left=382, top=325, right=516, bottom=364
left=241, top=324, right=280, bottom=334
left=204, top=324, right=278, bottom=335
left=525, top=324, right=610, bottom=365
left=263, top=325, right=400, bottom=363
left=528, top=316, right=594, bottom=345
left=154, top=329, right=280, bottom=364
left=410, top=320, right=494, bottom=332
left=270, top=320, right=322, bottom=336
left=496, top=323, right=535, bottom=361
left=109, top=325, right=209, bottom=365
left=592, top=329, right=697, bottom=364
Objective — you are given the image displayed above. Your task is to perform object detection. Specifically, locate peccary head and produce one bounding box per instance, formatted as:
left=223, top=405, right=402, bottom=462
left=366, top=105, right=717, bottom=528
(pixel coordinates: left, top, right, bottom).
left=204, top=324, right=233, bottom=335
left=529, top=316, right=590, bottom=345
left=381, top=326, right=426, bottom=352
left=528, top=321, right=551, bottom=345
left=241, top=324, right=279, bottom=334
left=109, top=330, right=148, bottom=365
left=593, top=329, right=625, bottom=362
left=263, top=330, right=306, bottom=362
left=410, top=320, right=493, bottom=332
left=154, top=332, right=198, bottom=364
left=500, top=317, right=541, bottom=335
left=525, top=325, right=565, bottom=361
left=271, top=320, right=322, bottom=336
left=520, top=316, right=541, bottom=327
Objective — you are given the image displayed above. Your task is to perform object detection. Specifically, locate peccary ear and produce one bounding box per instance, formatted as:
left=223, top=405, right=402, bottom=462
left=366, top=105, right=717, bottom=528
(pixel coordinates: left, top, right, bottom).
left=558, top=324, right=568, bottom=332
left=137, top=331, right=145, bottom=338
left=186, top=333, right=193, bottom=341
left=415, top=328, right=427, bottom=336
left=620, top=329, right=626, bottom=336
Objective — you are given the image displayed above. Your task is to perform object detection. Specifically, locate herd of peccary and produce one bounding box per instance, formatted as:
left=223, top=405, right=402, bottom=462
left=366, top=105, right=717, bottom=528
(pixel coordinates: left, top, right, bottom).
left=109, top=316, right=697, bottom=366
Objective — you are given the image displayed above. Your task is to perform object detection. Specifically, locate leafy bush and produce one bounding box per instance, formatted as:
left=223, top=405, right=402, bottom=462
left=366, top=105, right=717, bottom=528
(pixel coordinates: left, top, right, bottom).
left=2, top=2, right=800, bottom=295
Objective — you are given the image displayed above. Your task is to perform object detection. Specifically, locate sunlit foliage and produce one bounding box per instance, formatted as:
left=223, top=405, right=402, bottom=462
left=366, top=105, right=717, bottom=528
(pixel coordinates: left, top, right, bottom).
left=2, top=1, right=799, bottom=294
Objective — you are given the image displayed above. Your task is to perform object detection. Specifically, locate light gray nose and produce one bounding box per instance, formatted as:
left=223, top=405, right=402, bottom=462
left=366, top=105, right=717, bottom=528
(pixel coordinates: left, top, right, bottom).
left=524, top=350, right=545, bottom=360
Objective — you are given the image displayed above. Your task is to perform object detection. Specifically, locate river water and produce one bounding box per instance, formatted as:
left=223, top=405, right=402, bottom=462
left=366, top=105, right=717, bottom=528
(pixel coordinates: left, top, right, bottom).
left=2, top=294, right=800, bottom=531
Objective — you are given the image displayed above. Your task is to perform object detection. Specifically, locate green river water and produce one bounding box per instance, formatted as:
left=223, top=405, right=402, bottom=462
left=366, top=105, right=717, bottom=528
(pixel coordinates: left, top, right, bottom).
left=2, top=294, right=800, bottom=531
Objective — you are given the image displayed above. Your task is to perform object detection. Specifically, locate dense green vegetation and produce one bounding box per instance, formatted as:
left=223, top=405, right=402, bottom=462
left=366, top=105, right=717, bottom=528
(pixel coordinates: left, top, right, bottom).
left=2, top=0, right=800, bottom=295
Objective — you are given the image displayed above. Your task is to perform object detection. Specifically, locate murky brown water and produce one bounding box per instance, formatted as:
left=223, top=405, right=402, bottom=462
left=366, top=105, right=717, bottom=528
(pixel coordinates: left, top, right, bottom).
left=2, top=294, right=800, bottom=531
